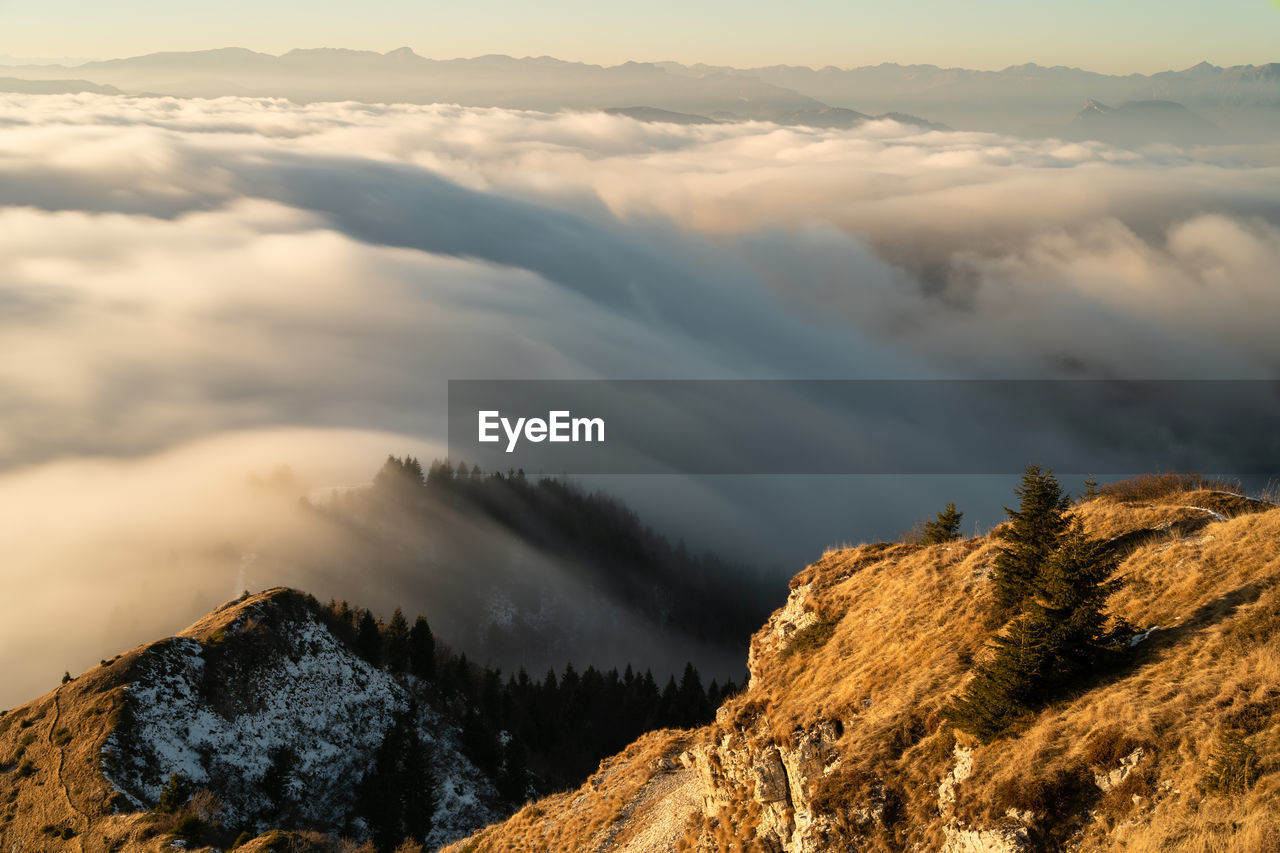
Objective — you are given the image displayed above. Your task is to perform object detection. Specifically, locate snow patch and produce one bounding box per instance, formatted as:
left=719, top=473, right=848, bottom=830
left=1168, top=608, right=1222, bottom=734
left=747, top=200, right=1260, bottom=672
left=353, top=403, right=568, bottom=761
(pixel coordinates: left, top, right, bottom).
left=101, top=599, right=499, bottom=844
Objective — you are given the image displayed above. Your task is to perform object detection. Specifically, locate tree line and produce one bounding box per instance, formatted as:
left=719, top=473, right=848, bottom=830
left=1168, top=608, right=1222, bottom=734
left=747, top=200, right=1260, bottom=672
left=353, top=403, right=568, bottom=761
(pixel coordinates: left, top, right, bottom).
left=358, top=455, right=775, bottom=648
left=317, top=598, right=738, bottom=850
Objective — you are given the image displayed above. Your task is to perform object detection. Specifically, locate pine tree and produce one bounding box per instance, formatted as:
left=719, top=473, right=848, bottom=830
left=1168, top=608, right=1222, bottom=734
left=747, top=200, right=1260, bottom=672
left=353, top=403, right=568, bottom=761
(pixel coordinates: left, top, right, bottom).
left=261, top=746, right=298, bottom=814
left=404, top=456, right=425, bottom=488
left=372, top=454, right=403, bottom=494
left=409, top=615, right=435, bottom=680
left=461, top=708, right=501, bottom=774
left=948, top=610, right=1053, bottom=741
left=1030, top=519, right=1119, bottom=688
left=496, top=738, right=529, bottom=802
left=157, top=773, right=192, bottom=813
left=677, top=663, right=709, bottom=727
left=656, top=676, right=679, bottom=727
left=991, top=465, right=1071, bottom=615
left=1082, top=474, right=1099, bottom=500
left=951, top=503, right=1121, bottom=742
left=360, top=707, right=434, bottom=851
left=386, top=608, right=410, bottom=672
left=426, top=459, right=454, bottom=489
left=922, top=502, right=964, bottom=544
left=356, top=610, right=382, bottom=666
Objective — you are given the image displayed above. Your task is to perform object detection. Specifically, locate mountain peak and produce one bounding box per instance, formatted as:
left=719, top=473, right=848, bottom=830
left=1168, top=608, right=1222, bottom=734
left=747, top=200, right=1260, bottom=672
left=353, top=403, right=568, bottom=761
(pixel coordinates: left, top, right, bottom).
left=0, top=586, right=504, bottom=849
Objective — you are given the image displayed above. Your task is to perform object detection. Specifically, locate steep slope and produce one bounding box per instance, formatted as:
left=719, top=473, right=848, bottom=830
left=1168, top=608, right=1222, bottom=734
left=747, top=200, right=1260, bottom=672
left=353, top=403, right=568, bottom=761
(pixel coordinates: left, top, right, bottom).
left=443, top=487, right=1280, bottom=852
left=287, top=460, right=775, bottom=685
left=0, top=589, right=500, bottom=851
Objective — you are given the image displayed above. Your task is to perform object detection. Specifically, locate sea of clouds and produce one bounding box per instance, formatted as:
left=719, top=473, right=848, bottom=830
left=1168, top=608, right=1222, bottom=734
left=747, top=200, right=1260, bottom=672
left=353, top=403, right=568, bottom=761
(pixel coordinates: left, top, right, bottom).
left=1, top=93, right=1278, bottom=704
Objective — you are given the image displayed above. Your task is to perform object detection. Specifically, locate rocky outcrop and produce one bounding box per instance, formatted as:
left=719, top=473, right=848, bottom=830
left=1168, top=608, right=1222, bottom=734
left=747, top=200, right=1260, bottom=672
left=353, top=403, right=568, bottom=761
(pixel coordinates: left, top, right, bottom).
left=682, top=712, right=842, bottom=853
left=942, top=824, right=1031, bottom=853
left=937, top=744, right=973, bottom=814
left=1094, top=747, right=1145, bottom=793
left=747, top=583, right=818, bottom=688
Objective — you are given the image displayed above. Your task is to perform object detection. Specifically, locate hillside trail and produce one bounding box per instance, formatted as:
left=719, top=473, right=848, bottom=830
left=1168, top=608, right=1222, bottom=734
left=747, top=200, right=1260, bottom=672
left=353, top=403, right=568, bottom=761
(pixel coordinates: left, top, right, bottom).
left=594, top=764, right=701, bottom=853
left=49, top=686, right=89, bottom=852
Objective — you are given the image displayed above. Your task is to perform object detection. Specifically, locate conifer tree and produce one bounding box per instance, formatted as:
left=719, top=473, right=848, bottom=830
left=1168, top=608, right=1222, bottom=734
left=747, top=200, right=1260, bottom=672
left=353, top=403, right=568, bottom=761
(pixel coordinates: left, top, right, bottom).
left=656, top=676, right=679, bottom=727
left=497, top=734, right=529, bottom=802
left=404, top=456, right=425, bottom=488
left=426, top=459, right=453, bottom=489
left=922, top=501, right=964, bottom=544
left=951, top=479, right=1121, bottom=742
left=677, top=663, right=709, bottom=727
left=948, top=611, right=1052, bottom=741
left=386, top=608, right=410, bottom=672
left=157, top=773, right=192, bottom=813
left=1030, top=519, right=1119, bottom=688
left=991, top=465, right=1071, bottom=615
left=408, top=615, right=436, bottom=680
left=261, top=746, right=298, bottom=814
left=360, top=706, right=434, bottom=851
left=372, top=454, right=402, bottom=494
left=356, top=610, right=382, bottom=665
left=1082, top=474, right=1099, bottom=500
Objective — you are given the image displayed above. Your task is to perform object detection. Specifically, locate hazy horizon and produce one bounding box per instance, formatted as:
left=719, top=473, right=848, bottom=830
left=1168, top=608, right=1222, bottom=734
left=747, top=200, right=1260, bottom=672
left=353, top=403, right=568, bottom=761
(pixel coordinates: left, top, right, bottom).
left=1, top=45, right=1276, bottom=77
left=2, top=0, right=1279, bottom=75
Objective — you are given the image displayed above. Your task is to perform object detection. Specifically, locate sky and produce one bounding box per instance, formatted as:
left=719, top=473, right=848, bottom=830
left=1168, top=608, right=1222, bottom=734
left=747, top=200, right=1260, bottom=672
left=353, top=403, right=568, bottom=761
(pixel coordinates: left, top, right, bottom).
left=0, top=0, right=1277, bottom=72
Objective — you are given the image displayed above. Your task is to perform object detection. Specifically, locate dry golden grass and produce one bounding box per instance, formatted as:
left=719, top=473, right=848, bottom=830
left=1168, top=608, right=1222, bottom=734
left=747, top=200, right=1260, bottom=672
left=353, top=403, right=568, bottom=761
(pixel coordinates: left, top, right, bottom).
left=0, top=589, right=300, bottom=853
left=438, top=728, right=696, bottom=853
left=0, top=646, right=151, bottom=852
left=452, top=492, right=1280, bottom=853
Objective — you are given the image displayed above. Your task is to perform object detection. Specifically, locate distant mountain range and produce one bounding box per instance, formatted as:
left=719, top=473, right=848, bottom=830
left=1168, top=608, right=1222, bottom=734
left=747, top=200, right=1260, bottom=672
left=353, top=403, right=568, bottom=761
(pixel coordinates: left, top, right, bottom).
left=4, top=48, right=1277, bottom=140
left=1065, top=98, right=1221, bottom=146
left=0, top=77, right=121, bottom=95
left=667, top=59, right=1280, bottom=136
left=3, top=47, right=825, bottom=121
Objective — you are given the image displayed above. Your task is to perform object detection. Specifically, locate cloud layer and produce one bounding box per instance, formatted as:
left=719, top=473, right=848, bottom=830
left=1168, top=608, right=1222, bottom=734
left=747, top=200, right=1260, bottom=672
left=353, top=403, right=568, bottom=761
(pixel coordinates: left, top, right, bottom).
left=1, top=93, right=1278, bottom=706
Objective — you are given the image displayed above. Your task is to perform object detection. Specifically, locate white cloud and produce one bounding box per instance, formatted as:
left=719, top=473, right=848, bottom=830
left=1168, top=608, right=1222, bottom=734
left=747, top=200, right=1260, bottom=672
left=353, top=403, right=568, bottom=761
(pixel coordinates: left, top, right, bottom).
left=1, top=93, right=1278, bottom=705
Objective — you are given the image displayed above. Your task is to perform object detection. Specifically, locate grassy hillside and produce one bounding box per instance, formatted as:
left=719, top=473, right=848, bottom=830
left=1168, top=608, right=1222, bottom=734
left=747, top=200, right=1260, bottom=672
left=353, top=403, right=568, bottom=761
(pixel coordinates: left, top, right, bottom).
left=444, top=482, right=1280, bottom=853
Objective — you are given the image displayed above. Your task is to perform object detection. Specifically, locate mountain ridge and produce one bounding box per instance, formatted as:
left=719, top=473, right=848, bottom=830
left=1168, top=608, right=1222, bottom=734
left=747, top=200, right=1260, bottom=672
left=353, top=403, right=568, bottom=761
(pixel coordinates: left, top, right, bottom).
left=443, top=484, right=1280, bottom=852
left=4, top=49, right=1276, bottom=136
left=0, top=588, right=503, bottom=850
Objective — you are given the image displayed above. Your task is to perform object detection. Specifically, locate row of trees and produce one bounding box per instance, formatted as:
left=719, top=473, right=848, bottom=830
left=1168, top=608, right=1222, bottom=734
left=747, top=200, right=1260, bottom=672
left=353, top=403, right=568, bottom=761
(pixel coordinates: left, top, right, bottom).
left=949, top=465, right=1122, bottom=741
left=319, top=597, right=736, bottom=849
left=357, top=456, right=776, bottom=649
left=325, top=601, right=436, bottom=679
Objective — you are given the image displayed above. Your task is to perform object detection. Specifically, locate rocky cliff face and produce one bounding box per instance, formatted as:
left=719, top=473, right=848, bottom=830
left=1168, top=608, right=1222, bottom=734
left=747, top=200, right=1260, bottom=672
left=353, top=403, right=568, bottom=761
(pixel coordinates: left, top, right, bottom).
left=443, top=489, right=1280, bottom=853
